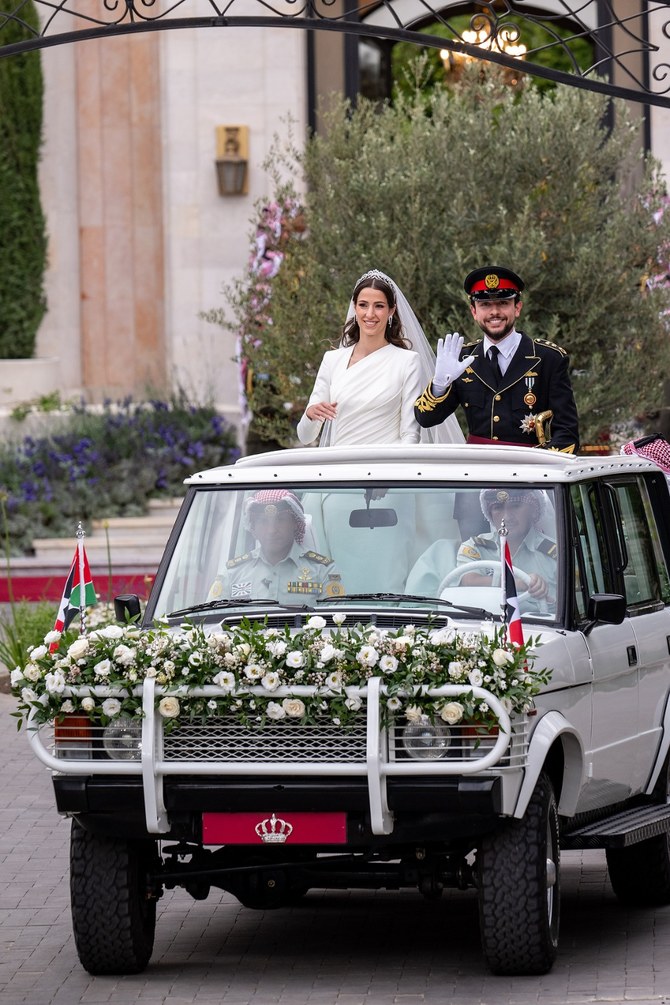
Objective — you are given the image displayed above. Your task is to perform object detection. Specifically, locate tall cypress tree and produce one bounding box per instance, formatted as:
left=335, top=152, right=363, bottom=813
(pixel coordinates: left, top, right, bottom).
left=0, top=5, right=47, bottom=358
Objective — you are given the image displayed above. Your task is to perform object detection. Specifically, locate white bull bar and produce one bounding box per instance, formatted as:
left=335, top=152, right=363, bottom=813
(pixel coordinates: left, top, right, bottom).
left=27, top=677, right=513, bottom=836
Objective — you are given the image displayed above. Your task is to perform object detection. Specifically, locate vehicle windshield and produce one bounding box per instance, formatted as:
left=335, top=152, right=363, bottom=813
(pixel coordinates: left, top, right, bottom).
left=151, top=484, right=559, bottom=622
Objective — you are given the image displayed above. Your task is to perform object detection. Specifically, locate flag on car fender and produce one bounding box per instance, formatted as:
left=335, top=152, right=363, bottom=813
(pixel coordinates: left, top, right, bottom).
left=50, top=533, right=97, bottom=651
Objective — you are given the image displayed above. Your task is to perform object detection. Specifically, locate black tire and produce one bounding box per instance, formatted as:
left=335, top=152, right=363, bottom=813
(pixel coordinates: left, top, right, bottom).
left=606, top=754, right=670, bottom=906
left=70, top=821, right=159, bottom=975
left=477, top=771, right=560, bottom=975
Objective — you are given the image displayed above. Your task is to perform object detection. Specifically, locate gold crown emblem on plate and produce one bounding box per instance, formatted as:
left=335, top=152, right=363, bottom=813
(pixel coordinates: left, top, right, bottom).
left=255, top=813, right=293, bottom=843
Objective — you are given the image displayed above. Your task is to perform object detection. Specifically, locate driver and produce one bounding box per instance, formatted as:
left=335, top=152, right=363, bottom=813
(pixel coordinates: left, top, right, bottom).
left=456, top=489, right=557, bottom=606
left=208, top=489, right=345, bottom=605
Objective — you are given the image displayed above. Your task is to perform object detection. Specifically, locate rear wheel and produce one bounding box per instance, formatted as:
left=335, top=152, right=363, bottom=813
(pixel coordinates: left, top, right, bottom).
left=70, top=821, right=160, bottom=975
left=477, top=772, right=560, bottom=975
left=606, top=754, right=670, bottom=906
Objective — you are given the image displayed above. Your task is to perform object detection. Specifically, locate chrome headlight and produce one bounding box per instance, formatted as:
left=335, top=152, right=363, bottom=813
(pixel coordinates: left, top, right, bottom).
left=402, top=721, right=451, bottom=760
left=103, top=717, right=142, bottom=760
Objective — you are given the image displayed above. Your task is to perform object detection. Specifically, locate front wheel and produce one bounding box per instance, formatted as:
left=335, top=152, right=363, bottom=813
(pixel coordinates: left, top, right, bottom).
left=70, top=821, right=160, bottom=975
left=606, top=753, right=670, bottom=906
left=477, top=772, right=560, bottom=975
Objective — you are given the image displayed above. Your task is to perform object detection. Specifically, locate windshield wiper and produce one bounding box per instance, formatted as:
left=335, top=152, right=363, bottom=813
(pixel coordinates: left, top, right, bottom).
left=317, top=592, right=495, bottom=619
left=167, top=598, right=313, bottom=618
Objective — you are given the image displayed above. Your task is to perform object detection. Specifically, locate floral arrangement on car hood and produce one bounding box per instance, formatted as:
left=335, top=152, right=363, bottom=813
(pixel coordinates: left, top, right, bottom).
left=11, top=615, right=550, bottom=733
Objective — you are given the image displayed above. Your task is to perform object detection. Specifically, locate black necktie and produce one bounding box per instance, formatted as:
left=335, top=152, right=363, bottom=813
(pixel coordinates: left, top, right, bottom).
left=488, top=345, right=502, bottom=384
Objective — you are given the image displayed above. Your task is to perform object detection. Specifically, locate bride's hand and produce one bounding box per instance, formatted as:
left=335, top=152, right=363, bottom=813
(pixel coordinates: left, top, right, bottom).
left=306, top=401, right=337, bottom=422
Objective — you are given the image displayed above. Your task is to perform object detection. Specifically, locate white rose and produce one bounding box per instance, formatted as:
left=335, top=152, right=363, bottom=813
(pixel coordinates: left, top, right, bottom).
left=468, top=669, right=484, bottom=687
left=102, top=698, right=122, bottom=717
left=23, top=663, right=40, bottom=682
left=100, top=625, right=124, bottom=639
left=10, top=666, right=24, bottom=685
left=60, top=699, right=75, bottom=713
left=306, top=615, right=326, bottom=630
left=30, top=645, right=47, bottom=660
left=357, top=645, right=379, bottom=668
left=448, top=661, right=464, bottom=678
left=266, top=701, right=286, bottom=720
left=404, top=704, right=425, bottom=724
left=244, top=663, right=264, bottom=681
left=158, top=697, right=180, bottom=718
left=379, top=654, right=398, bottom=673
left=344, top=694, right=362, bottom=712
left=113, top=645, right=136, bottom=666
left=441, top=701, right=464, bottom=725
left=267, top=640, right=287, bottom=657
left=332, top=613, right=346, bottom=626
left=45, top=671, right=66, bottom=694
left=44, top=630, right=61, bottom=645
left=20, top=687, right=38, bottom=703
left=94, top=659, right=111, bottom=678
left=68, top=638, right=90, bottom=660
left=81, top=696, right=96, bottom=712
left=282, top=698, right=306, bottom=718
left=236, top=643, right=251, bottom=657
left=493, top=648, right=515, bottom=667
left=319, top=644, right=337, bottom=664
left=261, top=672, right=281, bottom=692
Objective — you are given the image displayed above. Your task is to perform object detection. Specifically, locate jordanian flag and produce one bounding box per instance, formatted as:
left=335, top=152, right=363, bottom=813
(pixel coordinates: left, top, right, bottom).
left=501, top=538, right=524, bottom=647
left=50, top=540, right=97, bottom=650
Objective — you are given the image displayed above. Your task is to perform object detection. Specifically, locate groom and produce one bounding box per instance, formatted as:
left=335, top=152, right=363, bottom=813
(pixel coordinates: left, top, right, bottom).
left=414, top=266, right=579, bottom=453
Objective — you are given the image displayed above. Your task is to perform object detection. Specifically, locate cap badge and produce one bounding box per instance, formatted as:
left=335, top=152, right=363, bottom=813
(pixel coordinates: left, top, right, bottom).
left=264, top=504, right=277, bottom=516
left=485, top=273, right=500, bottom=290
left=496, top=490, right=510, bottom=502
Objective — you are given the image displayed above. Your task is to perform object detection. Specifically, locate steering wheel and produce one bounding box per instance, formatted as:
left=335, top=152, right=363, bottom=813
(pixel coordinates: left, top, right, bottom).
left=438, top=560, right=533, bottom=606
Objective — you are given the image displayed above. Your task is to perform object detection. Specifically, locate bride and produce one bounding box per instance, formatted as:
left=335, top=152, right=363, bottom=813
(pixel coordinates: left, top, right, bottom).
left=296, top=270, right=464, bottom=592
left=296, top=270, right=464, bottom=447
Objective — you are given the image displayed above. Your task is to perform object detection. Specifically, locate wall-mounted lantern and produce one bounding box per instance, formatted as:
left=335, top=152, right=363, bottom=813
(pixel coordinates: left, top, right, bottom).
left=215, top=125, right=249, bottom=196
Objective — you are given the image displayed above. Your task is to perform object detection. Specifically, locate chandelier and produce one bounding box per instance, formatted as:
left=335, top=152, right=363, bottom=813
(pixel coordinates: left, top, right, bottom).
left=440, top=21, right=527, bottom=86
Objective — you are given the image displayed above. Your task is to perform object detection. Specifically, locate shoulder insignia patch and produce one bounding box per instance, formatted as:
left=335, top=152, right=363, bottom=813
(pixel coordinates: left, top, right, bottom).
left=472, top=535, right=497, bottom=551
left=537, top=538, right=558, bottom=559
left=460, top=544, right=482, bottom=560
left=226, top=552, right=252, bottom=568
left=535, top=338, right=568, bottom=356
left=302, top=550, right=333, bottom=566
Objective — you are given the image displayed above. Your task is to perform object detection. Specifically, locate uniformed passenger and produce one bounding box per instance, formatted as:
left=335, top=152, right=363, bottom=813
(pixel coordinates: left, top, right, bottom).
left=414, top=266, right=579, bottom=453
left=456, top=489, right=557, bottom=609
left=208, top=489, right=345, bottom=607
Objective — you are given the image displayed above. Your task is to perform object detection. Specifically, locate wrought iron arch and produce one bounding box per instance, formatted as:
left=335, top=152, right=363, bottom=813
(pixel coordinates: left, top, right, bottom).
left=1, top=0, right=670, bottom=108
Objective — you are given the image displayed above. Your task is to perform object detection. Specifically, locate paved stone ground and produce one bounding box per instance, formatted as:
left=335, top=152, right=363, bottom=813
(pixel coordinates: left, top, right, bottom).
left=1, top=689, right=669, bottom=1005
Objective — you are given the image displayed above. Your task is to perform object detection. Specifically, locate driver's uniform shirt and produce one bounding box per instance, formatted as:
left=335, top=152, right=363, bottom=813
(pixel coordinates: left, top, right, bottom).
left=456, top=528, right=557, bottom=604
left=208, top=541, right=345, bottom=606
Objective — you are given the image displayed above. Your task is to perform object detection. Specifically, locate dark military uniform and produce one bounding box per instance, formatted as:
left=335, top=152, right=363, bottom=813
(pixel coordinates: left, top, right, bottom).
left=414, top=332, right=579, bottom=453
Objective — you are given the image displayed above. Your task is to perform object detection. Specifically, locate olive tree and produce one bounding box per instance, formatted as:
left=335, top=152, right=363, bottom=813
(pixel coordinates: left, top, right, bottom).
left=213, top=68, right=670, bottom=447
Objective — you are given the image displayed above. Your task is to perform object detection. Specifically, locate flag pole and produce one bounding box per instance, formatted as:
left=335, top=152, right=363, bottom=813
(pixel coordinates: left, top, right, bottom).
left=498, top=517, right=508, bottom=641
left=76, top=521, right=87, bottom=637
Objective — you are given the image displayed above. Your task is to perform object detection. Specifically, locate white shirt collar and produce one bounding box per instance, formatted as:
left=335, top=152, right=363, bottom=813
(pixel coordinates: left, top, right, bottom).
left=483, top=329, right=521, bottom=360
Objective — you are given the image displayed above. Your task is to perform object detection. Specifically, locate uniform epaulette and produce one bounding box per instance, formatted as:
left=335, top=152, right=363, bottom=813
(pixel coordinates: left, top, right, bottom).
left=537, top=538, right=558, bottom=559
left=302, top=550, right=332, bottom=565
left=534, top=338, right=568, bottom=357
left=463, top=339, right=481, bottom=350
left=415, top=383, right=451, bottom=413
left=472, top=536, right=497, bottom=551
left=226, top=552, right=252, bottom=568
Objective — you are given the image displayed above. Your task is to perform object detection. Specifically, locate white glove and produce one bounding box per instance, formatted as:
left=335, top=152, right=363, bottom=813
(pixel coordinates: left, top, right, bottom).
left=432, top=333, right=476, bottom=393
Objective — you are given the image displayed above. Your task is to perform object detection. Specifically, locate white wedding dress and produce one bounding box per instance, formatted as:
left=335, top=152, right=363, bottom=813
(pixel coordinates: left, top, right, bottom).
left=296, top=343, right=463, bottom=447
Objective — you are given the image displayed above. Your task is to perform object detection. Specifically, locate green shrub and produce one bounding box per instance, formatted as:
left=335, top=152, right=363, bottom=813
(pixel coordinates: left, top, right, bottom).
left=0, top=601, right=56, bottom=671
left=0, top=1, right=47, bottom=358
left=0, top=395, right=240, bottom=554
left=215, top=69, right=670, bottom=447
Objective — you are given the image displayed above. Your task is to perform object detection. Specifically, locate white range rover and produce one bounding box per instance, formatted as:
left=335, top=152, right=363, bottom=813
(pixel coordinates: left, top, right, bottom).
left=21, top=444, right=670, bottom=977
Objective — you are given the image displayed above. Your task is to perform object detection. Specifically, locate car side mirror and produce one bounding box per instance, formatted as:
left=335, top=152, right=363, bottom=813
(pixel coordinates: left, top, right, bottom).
left=582, top=593, right=626, bottom=635
left=114, top=594, right=142, bottom=624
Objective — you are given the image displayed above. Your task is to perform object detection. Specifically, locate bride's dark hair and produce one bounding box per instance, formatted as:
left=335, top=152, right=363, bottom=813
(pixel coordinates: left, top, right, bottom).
left=341, top=272, right=412, bottom=349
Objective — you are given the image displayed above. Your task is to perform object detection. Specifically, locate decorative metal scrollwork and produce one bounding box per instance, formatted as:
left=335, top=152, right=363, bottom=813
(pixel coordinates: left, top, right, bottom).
left=1, top=0, right=670, bottom=108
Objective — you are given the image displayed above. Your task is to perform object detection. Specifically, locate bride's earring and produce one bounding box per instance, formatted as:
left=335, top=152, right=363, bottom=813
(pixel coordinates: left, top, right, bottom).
left=388, top=316, right=393, bottom=328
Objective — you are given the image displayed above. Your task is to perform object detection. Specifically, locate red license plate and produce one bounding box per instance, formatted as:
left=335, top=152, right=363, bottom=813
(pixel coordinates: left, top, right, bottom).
left=202, top=811, right=347, bottom=845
